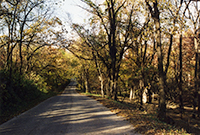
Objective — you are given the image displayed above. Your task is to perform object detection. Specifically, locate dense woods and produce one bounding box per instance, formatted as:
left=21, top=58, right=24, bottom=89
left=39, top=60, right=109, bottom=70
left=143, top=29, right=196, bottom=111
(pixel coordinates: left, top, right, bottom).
left=1, top=0, right=200, bottom=134
left=69, top=0, right=200, bottom=126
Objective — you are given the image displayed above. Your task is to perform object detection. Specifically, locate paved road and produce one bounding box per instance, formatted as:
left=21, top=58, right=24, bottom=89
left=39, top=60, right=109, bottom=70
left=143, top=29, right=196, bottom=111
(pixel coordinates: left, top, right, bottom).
left=0, top=81, right=139, bottom=135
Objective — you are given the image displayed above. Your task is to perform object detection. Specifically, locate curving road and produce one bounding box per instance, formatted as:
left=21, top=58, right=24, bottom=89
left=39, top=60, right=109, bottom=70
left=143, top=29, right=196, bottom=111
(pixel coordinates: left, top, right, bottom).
left=0, top=81, right=139, bottom=135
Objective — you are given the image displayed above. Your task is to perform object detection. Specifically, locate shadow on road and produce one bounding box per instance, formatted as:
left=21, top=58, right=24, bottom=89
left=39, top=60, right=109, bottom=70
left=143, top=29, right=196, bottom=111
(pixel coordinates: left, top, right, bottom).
left=0, top=82, right=137, bottom=135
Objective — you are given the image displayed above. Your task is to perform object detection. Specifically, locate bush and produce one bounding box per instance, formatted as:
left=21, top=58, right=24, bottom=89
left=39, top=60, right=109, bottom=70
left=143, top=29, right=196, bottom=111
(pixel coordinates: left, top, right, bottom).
left=0, top=70, right=48, bottom=123
left=0, top=69, right=70, bottom=124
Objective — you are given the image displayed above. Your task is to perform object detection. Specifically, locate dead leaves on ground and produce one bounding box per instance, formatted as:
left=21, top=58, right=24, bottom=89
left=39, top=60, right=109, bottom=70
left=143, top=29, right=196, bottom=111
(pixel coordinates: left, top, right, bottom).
left=82, top=93, right=192, bottom=135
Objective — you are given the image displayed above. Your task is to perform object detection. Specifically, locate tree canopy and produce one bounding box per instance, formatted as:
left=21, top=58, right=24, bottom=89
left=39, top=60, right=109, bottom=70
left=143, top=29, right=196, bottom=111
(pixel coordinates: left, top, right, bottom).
left=1, top=0, right=200, bottom=133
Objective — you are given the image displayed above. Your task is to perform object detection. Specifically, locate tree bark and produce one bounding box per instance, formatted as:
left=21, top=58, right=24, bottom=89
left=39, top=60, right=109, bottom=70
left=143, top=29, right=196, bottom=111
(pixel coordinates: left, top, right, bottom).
left=145, top=0, right=166, bottom=120
left=106, top=78, right=111, bottom=97
left=130, top=86, right=135, bottom=100
left=99, top=75, right=104, bottom=98
left=198, top=51, right=200, bottom=117
left=148, top=88, right=152, bottom=103
left=139, top=80, right=144, bottom=106
left=179, top=31, right=183, bottom=119
left=84, top=68, right=90, bottom=93
left=193, top=36, right=199, bottom=118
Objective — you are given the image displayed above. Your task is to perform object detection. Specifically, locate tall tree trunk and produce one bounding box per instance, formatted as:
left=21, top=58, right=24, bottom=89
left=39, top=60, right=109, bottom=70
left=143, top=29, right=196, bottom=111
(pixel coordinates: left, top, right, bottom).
left=130, top=86, right=135, bottom=101
left=84, top=68, right=90, bottom=93
left=154, top=4, right=166, bottom=121
left=130, top=87, right=133, bottom=101
left=99, top=75, right=104, bottom=98
left=8, top=47, right=13, bottom=79
left=148, top=88, right=152, bottom=103
left=156, top=24, right=166, bottom=121
left=197, top=33, right=200, bottom=117
left=194, top=36, right=199, bottom=118
left=145, top=0, right=166, bottom=120
left=113, top=78, right=117, bottom=101
left=109, top=68, right=118, bottom=100
left=179, top=31, right=183, bottom=119
left=93, top=52, right=104, bottom=98
left=81, top=72, right=85, bottom=91
left=194, top=51, right=200, bottom=118
left=108, top=0, right=118, bottom=101
left=139, top=80, right=144, bottom=106
left=198, top=52, right=200, bottom=117
left=19, top=44, right=23, bottom=75
left=106, top=78, right=111, bottom=97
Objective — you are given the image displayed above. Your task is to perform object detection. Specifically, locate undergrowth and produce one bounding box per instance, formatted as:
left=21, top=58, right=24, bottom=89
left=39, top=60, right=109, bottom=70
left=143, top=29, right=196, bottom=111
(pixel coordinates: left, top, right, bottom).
left=0, top=70, right=70, bottom=125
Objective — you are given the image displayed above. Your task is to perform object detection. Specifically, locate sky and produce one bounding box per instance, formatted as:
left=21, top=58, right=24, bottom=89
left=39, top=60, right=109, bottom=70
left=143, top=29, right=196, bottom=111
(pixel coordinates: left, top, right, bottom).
left=54, top=0, right=200, bottom=32
left=55, top=0, right=89, bottom=25
left=53, top=0, right=103, bottom=39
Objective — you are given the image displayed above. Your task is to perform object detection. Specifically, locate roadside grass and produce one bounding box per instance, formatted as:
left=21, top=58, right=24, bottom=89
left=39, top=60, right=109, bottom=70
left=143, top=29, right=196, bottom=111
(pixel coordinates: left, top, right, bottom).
left=0, top=79, right=70, bottom=125
left=77, top=89, right=196, bottom=135
left=0, top=93, right=50, bottom=125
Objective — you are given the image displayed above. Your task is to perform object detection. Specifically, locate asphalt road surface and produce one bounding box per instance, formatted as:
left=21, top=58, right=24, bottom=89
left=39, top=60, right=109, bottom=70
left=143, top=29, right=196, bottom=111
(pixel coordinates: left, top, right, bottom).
left=0, top=81, right=139, bottom=135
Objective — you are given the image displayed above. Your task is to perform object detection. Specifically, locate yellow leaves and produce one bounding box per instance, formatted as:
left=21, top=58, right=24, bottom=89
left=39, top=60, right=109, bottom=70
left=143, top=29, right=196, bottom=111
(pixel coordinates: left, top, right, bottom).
left=25, top=29, right=33, bottom=34
left=23, top=20, right=51, bottom=35
left=44, top=17, right=62, bottom=27
left=55, top=17, right=62, bottom=25
left=0, top=35, right=9, bottom=43
left=0, top=34, right=8, bottom=39
left=145, top=0, right=156, bottom=2
left=45, top=19, right=53, bottom=25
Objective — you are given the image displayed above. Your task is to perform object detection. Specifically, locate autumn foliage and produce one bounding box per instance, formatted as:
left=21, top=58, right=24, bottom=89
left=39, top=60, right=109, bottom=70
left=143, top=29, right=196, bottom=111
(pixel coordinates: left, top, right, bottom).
left=0, top=0, right=73, bottom=124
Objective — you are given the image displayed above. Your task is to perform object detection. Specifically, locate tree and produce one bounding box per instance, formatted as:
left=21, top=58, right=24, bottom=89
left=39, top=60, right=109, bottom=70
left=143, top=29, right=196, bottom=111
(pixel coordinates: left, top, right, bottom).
left=145, top=0, right=167, bottom=121
left=0, top=0, right=65, bottom=78
left=184, top=0, right=200, bottom=117
left=0, top=0, right=50, bottom=77
left=71, top=0, right=138, bottom=100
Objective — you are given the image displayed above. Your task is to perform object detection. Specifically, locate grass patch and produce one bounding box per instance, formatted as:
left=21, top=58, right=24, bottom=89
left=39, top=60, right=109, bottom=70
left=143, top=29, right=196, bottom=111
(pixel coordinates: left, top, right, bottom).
left=82, top=92, right=102, bottom=98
